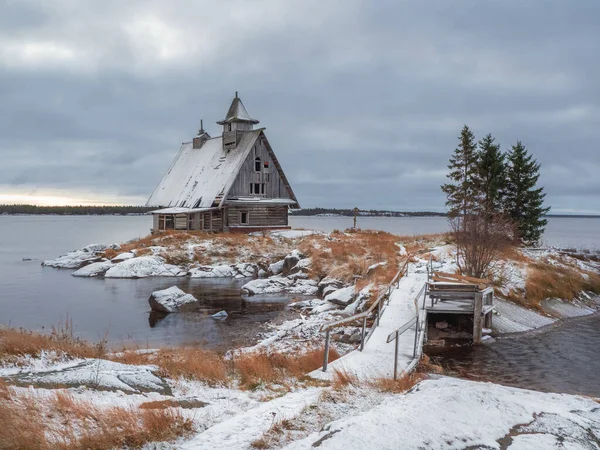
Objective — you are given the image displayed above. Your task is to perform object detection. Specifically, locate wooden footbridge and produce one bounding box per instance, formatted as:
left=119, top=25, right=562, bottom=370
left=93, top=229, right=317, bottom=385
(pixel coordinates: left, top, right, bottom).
left=311, top=258, right=495, bottom=380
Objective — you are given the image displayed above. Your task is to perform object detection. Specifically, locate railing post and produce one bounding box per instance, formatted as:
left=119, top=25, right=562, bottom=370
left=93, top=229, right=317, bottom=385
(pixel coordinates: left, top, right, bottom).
left=377, top=300, right=381, bottom=327
left=413, top=320, right=419, bottom=358
left=322, top=330, right=330, bottom=372
left=360, top=316, right=367, bottom=351
left=393, top=330, right=399, bottom=380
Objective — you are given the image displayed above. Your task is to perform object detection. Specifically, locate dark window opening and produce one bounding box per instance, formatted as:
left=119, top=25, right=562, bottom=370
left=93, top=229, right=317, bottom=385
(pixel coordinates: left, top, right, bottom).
left=264, top=161, right=269, bottom=168
left=240, top=212, right=249, bottom=225
left=254, top=183, right=260, bottom=194
left=227, top=123, right=232, bottom=131
left=254, top=157, right=261, bottom=172
left=260, top=183, right=265, bottom=194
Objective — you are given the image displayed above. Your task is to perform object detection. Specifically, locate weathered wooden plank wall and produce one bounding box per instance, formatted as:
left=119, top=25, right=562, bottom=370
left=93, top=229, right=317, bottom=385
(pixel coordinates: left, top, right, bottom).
left=227, top=137, right=292, bottom=199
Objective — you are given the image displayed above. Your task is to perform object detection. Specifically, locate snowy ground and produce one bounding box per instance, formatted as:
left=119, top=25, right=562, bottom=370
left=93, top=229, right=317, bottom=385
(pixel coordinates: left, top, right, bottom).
left=16, top=232, right=600, bottom=448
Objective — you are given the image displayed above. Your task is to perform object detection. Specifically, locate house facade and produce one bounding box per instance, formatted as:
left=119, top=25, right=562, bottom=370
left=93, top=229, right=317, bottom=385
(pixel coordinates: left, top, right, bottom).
left=146, top=93, right=299, bottom=232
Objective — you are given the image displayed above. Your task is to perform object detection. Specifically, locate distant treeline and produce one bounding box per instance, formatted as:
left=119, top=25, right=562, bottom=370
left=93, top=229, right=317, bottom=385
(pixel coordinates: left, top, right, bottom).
left=290, top=208, right=446, bottom=217
left=0, top=204, right=154, bottom=215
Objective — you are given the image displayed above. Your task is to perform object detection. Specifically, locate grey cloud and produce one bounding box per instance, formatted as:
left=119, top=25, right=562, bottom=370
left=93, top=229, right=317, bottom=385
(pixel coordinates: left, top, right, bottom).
left=0, top=0, right=598, bottom=212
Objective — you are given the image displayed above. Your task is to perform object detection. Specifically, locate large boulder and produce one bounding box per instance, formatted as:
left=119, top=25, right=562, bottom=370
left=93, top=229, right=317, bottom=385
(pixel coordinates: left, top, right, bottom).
left=282, top=250, right=305, bottom=276
left=105, top=256, right=178, bottom=278
left=149, top=286, right=198, bottom=313
left=72, top=260, right=113, bottom=277
left=268, top=259, right=285, bottom=276
left=324, top=286, right=355, bottom=306
left=317, top=277, right=346, bottom=297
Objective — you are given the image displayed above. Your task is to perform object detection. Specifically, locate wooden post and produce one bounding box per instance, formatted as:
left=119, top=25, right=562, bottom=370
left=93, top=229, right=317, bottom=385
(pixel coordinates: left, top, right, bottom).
left=323, top=330, right=330, bottom=372
left=484, top=311, right=492, bottom=329
left=393, top=330, right=399, bottom=380
left=353, top=207, right=359, bottom=229
left=360, top=316, right=367, bottom=351
left=473, top=292, right=483, bottom=344
left=377, top=299, right=381, bottom=326
left=209, top=211, right=213, bottom=232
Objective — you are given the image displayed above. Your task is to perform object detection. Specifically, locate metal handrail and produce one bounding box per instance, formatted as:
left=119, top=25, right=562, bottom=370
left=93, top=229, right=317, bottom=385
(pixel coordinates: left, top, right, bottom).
left=320, top=256, right=411, bottom=372
left=385, top=281, right=428, bottom=379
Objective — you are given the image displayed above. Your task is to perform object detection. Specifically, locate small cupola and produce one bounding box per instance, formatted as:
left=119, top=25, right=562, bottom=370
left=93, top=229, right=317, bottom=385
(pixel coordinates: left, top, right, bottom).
left=217, top=92, right=259, bottom=130
left=192, top=119, right=211, bottom=149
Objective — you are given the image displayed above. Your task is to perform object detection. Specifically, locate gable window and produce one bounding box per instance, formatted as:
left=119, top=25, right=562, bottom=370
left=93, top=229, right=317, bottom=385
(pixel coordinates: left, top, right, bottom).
left=254, top=157, right=261, bottom=172
left=227, top=123, right=232, bottom=131
left=240, top=212, right=249, bottom=225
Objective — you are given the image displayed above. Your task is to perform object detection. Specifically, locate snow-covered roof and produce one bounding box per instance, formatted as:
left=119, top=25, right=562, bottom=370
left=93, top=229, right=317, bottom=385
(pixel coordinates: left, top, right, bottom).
left=146, top=130, right=262, bottom=208
left=149, top=207, right=217, bottom=214
left=217, top=96, right=259, bottom=125
left=225, top=198, right=298, bottom=205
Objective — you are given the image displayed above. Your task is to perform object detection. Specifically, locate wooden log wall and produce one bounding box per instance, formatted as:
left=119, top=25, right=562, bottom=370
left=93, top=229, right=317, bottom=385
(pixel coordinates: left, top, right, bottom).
left=227, top=205, right=288, bottom=227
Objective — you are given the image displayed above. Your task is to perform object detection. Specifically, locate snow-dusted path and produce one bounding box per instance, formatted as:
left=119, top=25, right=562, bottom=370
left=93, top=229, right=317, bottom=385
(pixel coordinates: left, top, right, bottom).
left=179, top=388, right=323, bottom=450
left=311, top=266, right=428, bottom=380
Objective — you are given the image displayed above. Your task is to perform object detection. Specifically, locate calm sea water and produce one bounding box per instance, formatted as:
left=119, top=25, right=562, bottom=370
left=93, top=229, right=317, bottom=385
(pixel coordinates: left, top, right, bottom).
left=0, top=215, right=598, bottom=386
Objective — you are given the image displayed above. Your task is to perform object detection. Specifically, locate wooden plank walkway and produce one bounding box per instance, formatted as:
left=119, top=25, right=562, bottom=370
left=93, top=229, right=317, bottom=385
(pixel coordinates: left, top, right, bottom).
left=310, top=267, right=428, bottom=380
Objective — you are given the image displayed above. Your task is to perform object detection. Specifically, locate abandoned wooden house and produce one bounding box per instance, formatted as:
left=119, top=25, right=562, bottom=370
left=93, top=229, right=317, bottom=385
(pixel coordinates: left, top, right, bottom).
left=146, top=93, right=299, bottom=232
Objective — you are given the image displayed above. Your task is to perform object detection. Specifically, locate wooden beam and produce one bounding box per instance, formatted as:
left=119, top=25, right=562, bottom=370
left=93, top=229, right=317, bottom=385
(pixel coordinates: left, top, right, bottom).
left=434, top=272, right=490, bottom=284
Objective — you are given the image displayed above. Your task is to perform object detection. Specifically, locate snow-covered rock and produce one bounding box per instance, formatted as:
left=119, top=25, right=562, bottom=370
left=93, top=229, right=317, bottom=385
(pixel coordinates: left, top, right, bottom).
left=343, top=284, right=373, bottom=315
left=148, top=286, right=198, bottom=313
left=42, top=244, right=107, bottom=269
left=366, top=261, right=386, bottom=273
left=289, top=257, right=312, bottom=275
left=282, top=250, right=305, bottom=276
left=268, top=259, right=285, bottom=276
left=189, top=263, right=258, bottom=278
left=111, top=252, right=135, bottom=262
left=242, top=276, right=294, bottom=295
left=105, top=256, right=178, bottom=278
left=324, top=286, right=355, bottom=306
left=241, top=276, right=318, bottom=296
left=72, top=260, right=113, bottom=277
left=318, top=277, right=346, bottom=297
left=311, top=301, right=339, bottom=314
left=212, top=310, right=228, bottom=319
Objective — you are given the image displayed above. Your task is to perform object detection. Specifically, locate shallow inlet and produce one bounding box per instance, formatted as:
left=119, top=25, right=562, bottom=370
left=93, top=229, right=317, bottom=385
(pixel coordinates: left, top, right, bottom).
left=426, top=312, right=600, bottom=398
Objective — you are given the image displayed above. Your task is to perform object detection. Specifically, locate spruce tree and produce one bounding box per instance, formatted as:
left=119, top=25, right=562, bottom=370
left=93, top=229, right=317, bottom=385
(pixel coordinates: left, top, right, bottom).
left=475, top=133, right=506, bottom=216
left=441, top=125, right=479, bottom=218
left=503, top=141, right=550, bottom=244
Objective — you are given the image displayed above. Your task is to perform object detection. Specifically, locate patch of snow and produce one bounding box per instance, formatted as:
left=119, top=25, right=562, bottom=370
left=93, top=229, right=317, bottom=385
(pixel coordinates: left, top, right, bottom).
left=111, top=252, right=135, bottom=262
left=42, top=245, right=105, bottom=269
left=148, top=286, right=198, bottom=313
left=282, top=377, right=600, bottom=450
left=270, top=229, right=319, bottom=239
left=541, top=298, right=596, bottom=318
left=493, top=298, right=555, bottom=333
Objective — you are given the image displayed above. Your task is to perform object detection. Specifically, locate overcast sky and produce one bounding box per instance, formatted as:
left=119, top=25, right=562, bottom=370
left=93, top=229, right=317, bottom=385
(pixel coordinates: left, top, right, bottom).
left=1, top=1, right=599, bottom=213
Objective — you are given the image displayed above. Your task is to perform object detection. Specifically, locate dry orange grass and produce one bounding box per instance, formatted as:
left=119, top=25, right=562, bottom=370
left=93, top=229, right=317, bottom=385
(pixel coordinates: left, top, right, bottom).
left=370, top=372, right=424, bottom=393
left=331, top=369, right=360, bottom=390
left=415, top=355, right=444, bottom=374
left=234, top=347, right=340, bottom=389
left=111, top=348, right=228, bottom=385
left=0, top=389, right=194, bottom=449
left=523, top=262, right=600, bottom=308
left=0, top=323, right=105, bottom=362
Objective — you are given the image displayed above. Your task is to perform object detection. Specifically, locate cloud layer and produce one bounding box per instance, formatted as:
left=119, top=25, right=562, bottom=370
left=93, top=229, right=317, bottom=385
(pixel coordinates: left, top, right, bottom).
left=1, top=0, right=598, bottom=212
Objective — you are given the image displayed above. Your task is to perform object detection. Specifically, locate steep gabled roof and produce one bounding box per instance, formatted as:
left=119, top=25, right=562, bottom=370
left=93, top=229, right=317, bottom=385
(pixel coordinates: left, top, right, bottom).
left=217, top=96, right=259, bottom=125
left=146, top=130, right=262, bottom=208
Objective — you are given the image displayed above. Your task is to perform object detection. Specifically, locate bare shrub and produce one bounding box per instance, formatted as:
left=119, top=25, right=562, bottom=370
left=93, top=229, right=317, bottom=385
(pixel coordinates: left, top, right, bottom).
left=449, top=214, right=515, bottom=278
